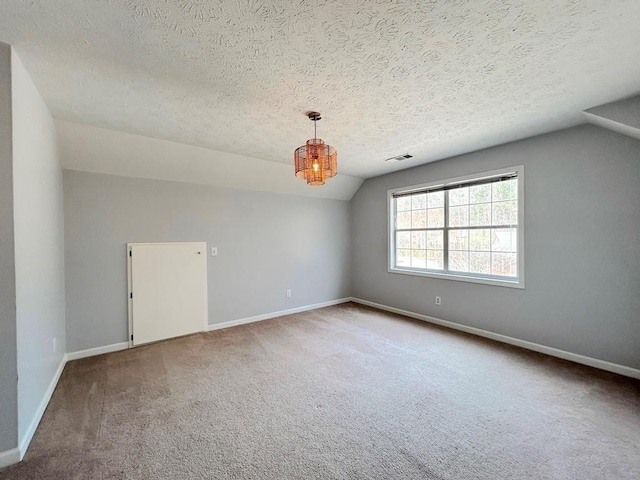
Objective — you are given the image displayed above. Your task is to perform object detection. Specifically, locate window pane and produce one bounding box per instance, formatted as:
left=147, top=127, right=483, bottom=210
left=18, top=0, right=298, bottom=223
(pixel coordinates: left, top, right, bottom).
left=449, top=187, right=469, bottom=206
left=492, top=201, right=517, bottom=225
left=396, top=231, right=410, bottom=249
left=427, top=191, right=444, bottom=208
left=449, top=205, right=469, bottom=227
left=411, top=194, right=427, bottom=210
left=411, top=231, right=426, bottom=250
left=470, top=184, right=491, bottom=204
left=492, top=252, right=517, bottom=277
left=469, top=203, right=491, bottom=226
left=469, top=229, right=490, bottom=251
left=427, top=250, right=443, bottom=270
left=426, top=230, right=443, bottom=250
left=492, top=179, right=517, bottom=202
left=411, top=250, right=426, bottom=268
left=450, top=251, right=469, bottom=272
left=397, top=211, right=411, bottom=229
left=449, top=229, right=468, bottom=250
left=392, top=170, right=520, bottom=284
left=427, top=208, right=444, bottom=228
left=469, top=252, right=490, bottom=274
left=492, top=228, right=517, bottom=253
left=411, top=210, right=427, bottom=228
left=396, top=249, right=410, bottom=267
left=396, top=196, right=412, bottom=211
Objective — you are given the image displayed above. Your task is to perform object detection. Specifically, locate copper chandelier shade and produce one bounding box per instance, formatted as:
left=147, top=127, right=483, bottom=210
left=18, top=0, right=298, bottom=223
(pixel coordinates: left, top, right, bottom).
left=294, top=112, right=337, bottom=185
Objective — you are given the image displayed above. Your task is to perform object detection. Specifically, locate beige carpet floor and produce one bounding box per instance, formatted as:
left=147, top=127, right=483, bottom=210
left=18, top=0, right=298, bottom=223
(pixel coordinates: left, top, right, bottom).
left=1, top=302, right=639, bottom=479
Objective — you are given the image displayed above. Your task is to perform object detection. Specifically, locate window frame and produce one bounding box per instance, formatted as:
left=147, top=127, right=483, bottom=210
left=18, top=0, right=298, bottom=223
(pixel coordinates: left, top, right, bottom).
left=387, top=165, right=525, bottom=289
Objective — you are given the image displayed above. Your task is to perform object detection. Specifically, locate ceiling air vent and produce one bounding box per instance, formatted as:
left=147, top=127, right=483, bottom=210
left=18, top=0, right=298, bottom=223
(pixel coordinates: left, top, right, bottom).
left=385, top=153, right=413, bottom=162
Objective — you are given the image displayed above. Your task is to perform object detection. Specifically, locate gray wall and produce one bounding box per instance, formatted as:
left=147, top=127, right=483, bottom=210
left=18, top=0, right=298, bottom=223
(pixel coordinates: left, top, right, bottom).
left=11, top=51, right=66, bottom=446
left=351, top=124, right=640, bottom=369
left=0, top=42, right=17, bottom=453
left=64, top=171, right=351, bottom=352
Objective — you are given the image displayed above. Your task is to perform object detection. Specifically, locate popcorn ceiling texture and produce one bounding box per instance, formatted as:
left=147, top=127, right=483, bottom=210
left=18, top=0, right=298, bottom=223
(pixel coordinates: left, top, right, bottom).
left=1, top=1, right=640, bottom=178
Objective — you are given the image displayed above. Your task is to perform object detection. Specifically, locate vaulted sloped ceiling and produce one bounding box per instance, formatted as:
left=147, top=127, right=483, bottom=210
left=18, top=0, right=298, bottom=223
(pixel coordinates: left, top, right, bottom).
left=1, top=1, right=639, bottom=198
left=583, top=96, right=640, bottom=142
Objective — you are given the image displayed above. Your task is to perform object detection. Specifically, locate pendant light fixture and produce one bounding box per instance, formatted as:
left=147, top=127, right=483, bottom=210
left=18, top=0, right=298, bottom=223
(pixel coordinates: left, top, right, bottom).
left=294, top=112, right=337, bottom=186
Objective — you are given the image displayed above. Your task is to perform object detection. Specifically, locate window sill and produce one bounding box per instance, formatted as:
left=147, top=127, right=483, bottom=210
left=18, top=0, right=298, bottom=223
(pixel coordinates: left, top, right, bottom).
left=388, top=267, right=524, bottom=289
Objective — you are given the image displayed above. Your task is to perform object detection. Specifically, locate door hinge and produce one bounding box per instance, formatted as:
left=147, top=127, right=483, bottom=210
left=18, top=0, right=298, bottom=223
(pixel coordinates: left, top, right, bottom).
left=130, top=292, right=133, bottom=299
left=131, top=334, right=133, bottom=341
left=129, top=250, right=132, bottom=257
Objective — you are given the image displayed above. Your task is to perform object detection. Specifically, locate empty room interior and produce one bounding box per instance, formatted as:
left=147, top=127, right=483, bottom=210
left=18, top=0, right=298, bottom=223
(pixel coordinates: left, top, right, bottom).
left=1, top=1, right=639, bottom=479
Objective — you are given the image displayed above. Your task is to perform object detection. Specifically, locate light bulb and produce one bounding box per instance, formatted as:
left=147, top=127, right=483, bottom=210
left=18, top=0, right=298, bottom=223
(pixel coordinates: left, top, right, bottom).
left=313, top=162, right=319, bottom=171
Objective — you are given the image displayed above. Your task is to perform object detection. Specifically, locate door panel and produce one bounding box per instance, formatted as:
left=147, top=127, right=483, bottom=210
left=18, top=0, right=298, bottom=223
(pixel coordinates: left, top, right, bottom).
left=130, top=242, right=207, bottom=346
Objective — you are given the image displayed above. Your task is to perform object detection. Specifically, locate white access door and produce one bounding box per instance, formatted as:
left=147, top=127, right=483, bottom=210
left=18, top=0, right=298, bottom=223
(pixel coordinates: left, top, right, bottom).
left=129, top=242, right=208, bottom=346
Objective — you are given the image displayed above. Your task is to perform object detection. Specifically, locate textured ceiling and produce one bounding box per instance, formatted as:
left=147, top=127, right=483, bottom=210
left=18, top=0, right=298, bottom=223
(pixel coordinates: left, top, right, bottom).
left=1, top=0, right=640, bottom=179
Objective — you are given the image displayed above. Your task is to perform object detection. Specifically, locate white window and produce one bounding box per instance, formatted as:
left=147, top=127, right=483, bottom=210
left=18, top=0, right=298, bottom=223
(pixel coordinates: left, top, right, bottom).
left=388, top=166, right=524, bottom=288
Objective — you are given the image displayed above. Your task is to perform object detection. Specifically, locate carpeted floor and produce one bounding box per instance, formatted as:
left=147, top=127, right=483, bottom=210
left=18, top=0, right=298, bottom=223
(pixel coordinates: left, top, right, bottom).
left=1, top=302, right=639, bottom=479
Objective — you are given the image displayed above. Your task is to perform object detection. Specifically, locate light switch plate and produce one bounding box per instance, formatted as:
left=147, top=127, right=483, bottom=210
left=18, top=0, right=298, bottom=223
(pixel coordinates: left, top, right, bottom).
left=211, top=247, right=218, bottom=256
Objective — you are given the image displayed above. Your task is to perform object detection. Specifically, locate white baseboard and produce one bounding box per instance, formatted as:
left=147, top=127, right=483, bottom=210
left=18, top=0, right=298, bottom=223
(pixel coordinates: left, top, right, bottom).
left=207, top=297, right=352, bottom=332
left=0, top=448, right=20, bottom=469
left=65, top=299, right=353, bottom=358
left=66, top=299, right=353, bottom=357
left=5, top=296, right=635, bottom=471
left=351, top=297, right=640, bottom=380
left=13, top=341, right=129, bottom=466
left=11, top=340, right=141, bottom=466
left=66, top=342, right=129, bottom=361
left=18, top=355, right=67, bottom=460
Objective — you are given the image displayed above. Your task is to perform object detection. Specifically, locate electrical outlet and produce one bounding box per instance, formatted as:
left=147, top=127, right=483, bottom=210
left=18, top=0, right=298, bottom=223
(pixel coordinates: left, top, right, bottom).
left=435, top=296, right=442, bottom=306
left=286, top=289, right=292, bottom=298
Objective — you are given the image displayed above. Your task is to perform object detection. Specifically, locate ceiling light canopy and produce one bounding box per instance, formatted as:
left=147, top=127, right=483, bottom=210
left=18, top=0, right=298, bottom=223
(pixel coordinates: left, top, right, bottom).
left=294, top=112, right=337, bottom=186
